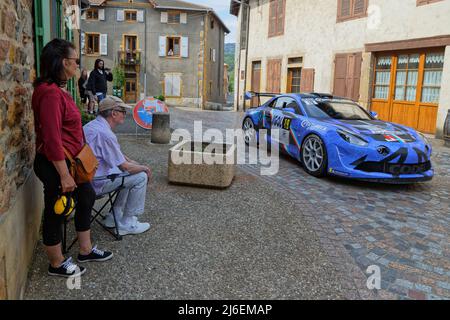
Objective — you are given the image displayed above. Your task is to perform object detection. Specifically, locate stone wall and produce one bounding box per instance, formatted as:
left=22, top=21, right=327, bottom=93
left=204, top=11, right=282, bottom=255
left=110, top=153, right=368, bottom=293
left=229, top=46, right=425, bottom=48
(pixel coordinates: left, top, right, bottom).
left=0, top=0, right=35, bottom=215
left=0, top=0, right=44, bottom=300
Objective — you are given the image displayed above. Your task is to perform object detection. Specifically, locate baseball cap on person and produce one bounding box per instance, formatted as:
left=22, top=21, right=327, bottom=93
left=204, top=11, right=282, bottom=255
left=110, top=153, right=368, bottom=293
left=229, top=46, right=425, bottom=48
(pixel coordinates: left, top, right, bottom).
left=98, top=96, right=132, bottom=112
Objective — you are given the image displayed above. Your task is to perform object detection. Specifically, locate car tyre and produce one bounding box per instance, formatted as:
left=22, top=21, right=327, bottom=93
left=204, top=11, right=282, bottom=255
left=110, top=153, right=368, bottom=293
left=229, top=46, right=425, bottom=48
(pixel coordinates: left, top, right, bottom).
left=301, top=134, right=328, bottom=177
left=243, top=117, right=257, bottom=146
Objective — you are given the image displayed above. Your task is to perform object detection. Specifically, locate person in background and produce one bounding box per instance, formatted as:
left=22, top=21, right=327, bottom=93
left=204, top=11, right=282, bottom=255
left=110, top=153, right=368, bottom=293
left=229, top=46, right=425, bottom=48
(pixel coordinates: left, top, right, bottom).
left=32, top=39, right=113, bottom=278
left=87, top=59, right=113, bottom=112
left=78, top=69, right=88, bottom=111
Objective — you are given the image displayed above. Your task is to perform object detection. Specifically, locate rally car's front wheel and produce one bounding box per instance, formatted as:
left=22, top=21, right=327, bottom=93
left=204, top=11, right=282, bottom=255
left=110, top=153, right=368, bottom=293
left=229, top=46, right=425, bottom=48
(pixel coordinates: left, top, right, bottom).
left=243, top=117, right=256, bottom=145
left=301, top=134, right=328, bottom=177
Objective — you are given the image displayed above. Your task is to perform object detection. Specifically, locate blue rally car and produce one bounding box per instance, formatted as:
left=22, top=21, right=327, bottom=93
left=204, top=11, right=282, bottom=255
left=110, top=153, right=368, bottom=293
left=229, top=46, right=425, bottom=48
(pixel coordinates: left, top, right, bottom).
left=242, top=92, right=434, bottom=183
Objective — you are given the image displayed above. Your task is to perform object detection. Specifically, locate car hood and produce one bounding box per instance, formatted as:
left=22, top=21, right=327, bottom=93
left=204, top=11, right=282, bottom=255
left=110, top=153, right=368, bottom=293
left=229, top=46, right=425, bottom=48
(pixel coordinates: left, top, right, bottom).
left=320, top=119, right=418, bottom=143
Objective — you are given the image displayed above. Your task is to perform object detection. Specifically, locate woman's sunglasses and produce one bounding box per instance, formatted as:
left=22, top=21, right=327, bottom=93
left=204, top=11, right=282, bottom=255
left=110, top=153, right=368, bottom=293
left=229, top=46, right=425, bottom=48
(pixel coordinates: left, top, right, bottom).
left=66, top=57, right=80, bottom=65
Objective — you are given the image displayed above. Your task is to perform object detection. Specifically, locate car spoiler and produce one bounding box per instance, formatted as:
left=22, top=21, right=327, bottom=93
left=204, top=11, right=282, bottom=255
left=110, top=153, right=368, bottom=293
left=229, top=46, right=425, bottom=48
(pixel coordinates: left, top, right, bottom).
left=245, top=91, right=279, bottom=107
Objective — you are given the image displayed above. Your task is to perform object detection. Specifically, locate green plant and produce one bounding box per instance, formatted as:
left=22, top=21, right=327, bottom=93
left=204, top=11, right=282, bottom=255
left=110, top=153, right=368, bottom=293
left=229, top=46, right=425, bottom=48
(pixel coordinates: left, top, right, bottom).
left=81, top=112, right=96, bottom=126
left=154, top=95, right=165, bottom=101
left=112, top=66, right=125, bottom=89
left=76, top=94, right=95, bottom=125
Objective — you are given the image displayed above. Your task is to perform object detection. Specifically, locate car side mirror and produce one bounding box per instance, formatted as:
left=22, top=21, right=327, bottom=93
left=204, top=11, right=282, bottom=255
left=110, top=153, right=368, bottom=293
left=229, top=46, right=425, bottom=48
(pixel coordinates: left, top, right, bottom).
left=244, top=91, right=253, bottom=100
left=370, top=111, right=378, bottom=119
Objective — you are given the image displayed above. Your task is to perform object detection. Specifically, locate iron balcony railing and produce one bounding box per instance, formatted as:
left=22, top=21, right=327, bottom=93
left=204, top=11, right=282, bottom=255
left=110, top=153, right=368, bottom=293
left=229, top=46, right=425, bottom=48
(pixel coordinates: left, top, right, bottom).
left=118, top=50, right=141, bottom=65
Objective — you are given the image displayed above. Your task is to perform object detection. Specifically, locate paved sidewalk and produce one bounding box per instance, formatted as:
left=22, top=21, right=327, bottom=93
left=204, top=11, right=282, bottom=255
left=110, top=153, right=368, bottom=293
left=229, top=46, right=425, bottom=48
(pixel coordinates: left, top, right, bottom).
left=25, top=136, right=350, bottom=300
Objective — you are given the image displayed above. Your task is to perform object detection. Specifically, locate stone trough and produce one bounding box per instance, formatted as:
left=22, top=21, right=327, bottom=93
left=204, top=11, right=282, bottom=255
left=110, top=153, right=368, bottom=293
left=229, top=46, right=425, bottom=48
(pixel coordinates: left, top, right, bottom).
left=168, top=141, right=236, bottom=188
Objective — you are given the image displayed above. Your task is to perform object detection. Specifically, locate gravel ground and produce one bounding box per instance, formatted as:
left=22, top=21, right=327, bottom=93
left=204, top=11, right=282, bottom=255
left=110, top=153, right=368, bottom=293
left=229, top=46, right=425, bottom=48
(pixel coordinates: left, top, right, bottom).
left=24, top=136, right=350, bottom=300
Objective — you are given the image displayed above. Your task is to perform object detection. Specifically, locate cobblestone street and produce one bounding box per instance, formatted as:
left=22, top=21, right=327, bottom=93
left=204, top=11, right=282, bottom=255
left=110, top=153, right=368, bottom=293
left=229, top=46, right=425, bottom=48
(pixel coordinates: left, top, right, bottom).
left=169, top=108, right=450, bottom=300
left=25, top=108, right=450, bottom=300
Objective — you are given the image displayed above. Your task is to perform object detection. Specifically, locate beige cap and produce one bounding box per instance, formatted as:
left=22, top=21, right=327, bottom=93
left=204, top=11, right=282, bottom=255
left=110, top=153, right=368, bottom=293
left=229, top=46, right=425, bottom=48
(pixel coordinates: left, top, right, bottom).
left=98, top=96, right=132, bottom=112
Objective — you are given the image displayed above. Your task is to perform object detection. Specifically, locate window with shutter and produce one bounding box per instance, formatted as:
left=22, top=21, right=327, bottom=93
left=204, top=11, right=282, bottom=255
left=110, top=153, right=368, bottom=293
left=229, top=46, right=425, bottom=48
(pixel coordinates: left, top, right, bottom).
left=85, top=33, right=100, bottom=55
left=86, top=9, right=99, bottom=20
left=337, top=0, right=368, bottom=22
left=268, top=0, right=285, bottom=37
left=168, top=11, right=181, bottom=24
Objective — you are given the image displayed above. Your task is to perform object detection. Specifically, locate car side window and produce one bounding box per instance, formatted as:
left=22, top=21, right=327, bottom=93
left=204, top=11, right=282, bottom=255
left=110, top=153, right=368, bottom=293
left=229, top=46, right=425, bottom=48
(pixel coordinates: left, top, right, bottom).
left=277, top=97, right=303, bottom=115
left=267, top=98, right=278, bottom=108
left=275, top=97, right=289, bottom=109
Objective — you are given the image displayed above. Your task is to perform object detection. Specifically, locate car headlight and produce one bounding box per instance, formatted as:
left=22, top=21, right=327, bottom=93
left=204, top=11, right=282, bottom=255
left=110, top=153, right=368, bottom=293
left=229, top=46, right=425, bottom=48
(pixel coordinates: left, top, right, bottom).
left=418, top=132, right=430, bottom=145
left=337, top=129, right=368, bottom=147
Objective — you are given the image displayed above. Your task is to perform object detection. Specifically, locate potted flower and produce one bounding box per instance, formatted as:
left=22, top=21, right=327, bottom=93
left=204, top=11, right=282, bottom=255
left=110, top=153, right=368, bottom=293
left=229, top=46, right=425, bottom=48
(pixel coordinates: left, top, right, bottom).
left=112, top=66, right=125, bottom=98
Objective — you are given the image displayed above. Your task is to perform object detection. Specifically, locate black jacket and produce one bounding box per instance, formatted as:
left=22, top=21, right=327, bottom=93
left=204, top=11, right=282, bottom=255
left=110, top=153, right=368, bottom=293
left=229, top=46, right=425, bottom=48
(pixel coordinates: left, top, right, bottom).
left=78, top=77, right=87, bottom=98
left=87, top=69, right=113, bottom=95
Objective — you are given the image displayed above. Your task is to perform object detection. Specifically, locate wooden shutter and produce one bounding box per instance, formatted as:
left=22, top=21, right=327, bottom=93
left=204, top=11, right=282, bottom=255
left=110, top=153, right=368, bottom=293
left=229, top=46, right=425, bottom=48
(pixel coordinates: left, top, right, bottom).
left=164, top=74, right=173, bottom=96
left=353, top=0, right=367, bottom=15
left=268, top=0, right=277, bottom=37
left=300, top=68, right=315, bottom=92
left=172, top=74, right=181, bottom=97
left=137, top=10, right=144, bottom=22
left=180, top=13, right=187, bottom=24
left=333, top=53, right=362, bottom=101
left=81, top=32, right=85, bottom=54
left=339, top=0, right=352, bottom=19
left=277, top=0, right=285, bottom=36
left=100, top=34, right=108, bottom=55
left=117, top=10, right=124, bottom=21
left=159, top=36, right=166, bottom=56
left=333, top=54, right=348, bottom=97
left=267, top=59, right=281, bottom=93
left=161, top=12, right=168, bottom=23
left=351, top=53, right=362, bottom=101
left=181, top=37, right=189, bottom=57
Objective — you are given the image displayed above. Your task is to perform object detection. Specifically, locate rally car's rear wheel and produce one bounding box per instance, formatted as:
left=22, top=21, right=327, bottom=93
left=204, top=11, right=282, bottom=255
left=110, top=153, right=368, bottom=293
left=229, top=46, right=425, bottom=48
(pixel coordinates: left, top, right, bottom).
left=243, top=117, right=256, bottom=145
left=301, top=134, right=328, bottom=177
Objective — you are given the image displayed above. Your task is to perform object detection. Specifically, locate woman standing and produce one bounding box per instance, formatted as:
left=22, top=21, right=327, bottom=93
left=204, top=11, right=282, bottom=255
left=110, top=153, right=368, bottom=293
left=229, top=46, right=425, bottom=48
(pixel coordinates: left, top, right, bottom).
left=78, top=69, right=88, bottom=111
left=32, top=39, right=113, bottom=278
left=87, top=58, right=113, bottom=107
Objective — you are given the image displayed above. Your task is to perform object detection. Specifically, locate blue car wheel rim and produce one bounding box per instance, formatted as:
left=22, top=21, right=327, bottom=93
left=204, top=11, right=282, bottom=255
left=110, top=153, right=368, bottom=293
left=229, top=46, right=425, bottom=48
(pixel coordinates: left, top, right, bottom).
left=243, top=118, right=254, bottom=144
left=303, top=136, right=324, bottom=172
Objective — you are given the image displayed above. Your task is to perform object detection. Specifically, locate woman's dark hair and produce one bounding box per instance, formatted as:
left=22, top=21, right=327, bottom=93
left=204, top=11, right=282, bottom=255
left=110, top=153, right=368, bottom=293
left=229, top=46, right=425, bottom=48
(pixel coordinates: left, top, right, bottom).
left=33, top=38, right=76, bottom=88
left=94, top=59, right=104, bottom=71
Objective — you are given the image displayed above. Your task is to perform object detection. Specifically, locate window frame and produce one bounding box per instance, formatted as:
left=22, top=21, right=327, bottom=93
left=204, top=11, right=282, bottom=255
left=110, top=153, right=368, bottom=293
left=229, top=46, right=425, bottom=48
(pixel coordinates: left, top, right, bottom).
left=268, top=0, right=286, bottom=38
left=166, top=36, right=181, bottom=58
left=337, top=0, right=368, bottom=23
left=124, top=9, right=137, bottom=22
left=85, top=32, right=100, bottom=56
left=86, top=8, right=99, bottom=20
left=167, top=11, right=181, bottom=24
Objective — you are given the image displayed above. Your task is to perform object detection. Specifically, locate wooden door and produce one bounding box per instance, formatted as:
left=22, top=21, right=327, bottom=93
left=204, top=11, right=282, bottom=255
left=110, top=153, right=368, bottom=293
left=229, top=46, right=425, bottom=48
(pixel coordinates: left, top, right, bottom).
left=251, top=61, right=261, bottom=107
left=125, top=79, right=137, bottom=103
left=371, top=52, right=443, bottom=133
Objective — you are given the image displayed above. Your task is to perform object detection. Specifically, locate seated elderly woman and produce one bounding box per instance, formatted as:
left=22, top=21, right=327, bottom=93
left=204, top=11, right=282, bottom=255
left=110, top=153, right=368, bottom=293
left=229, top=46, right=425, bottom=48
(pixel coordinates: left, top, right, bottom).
left=83, top=96, right=152, bottom=235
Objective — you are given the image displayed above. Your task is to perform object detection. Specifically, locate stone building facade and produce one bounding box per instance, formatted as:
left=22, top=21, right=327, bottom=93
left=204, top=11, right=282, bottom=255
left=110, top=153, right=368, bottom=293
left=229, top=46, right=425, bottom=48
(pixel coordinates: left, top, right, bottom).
left=231, top=0, right=450, bottom=137
left=81, top=0, right=229, bottom=109
left=0, top=0, right=81, bottom=300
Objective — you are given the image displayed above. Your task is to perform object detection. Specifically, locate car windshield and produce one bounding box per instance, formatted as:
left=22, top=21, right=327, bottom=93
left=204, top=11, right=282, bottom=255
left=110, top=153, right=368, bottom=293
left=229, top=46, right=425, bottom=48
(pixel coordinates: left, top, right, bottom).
left=303, top=99, right=372, bottom=120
